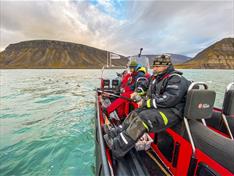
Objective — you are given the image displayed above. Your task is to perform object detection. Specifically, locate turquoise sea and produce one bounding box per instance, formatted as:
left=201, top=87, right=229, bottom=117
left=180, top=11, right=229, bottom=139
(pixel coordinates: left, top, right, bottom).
left=0, top=69, right=233, bottom=176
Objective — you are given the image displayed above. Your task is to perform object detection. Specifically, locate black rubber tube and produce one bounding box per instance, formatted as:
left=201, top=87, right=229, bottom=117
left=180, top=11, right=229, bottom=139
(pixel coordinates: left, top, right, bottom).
left=96, top=92, right=111, bottom=176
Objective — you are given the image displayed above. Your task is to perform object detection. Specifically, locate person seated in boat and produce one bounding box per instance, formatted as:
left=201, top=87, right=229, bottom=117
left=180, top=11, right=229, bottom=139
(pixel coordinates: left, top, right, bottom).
left=120, top=60, right=146, bottom=91
left=103, top=54, right=191, bottom=158
left=103, top=60, right=149, bottom=118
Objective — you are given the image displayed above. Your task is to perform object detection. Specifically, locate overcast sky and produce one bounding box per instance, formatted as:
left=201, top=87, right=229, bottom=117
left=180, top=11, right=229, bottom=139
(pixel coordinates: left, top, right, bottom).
left=0, top=0, right=233, bottom=57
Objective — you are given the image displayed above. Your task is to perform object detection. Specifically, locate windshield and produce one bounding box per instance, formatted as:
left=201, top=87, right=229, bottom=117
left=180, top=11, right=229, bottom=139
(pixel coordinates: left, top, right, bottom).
left=101, top=67, right=127, bottom=80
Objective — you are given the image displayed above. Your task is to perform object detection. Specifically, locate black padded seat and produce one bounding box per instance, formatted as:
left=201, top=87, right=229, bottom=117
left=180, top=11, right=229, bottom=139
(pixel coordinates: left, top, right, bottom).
left=184, top=89, right=216, bottom=120
left=174, top=85, right=234, bottom=173
left=189, top=120, right=234, bottom=173
left=206, top=84, right=234, bottom=135
left=206, top=111, right=234, bottom=136
left=171, top=120, right=234, bottom=173
left=223, top=89, right=234, bottom=116
left=206, top=111, right=222, bottom=130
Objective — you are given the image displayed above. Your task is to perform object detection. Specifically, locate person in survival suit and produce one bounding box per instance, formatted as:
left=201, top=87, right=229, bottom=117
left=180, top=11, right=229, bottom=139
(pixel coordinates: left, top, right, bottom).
left=119, top=60, right=148, bottom=92
left=103, top=60, right=149, bottom=118
left=103, top=54, right=191, bottom=158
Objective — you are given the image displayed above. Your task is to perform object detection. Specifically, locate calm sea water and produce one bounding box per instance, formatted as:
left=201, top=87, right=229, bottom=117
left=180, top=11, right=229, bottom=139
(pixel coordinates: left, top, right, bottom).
left=0, top=69, right=233, bottom=176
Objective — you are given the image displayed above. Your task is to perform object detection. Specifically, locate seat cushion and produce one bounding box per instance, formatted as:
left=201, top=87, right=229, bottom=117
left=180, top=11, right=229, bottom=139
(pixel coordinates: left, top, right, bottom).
left=189, top=120, right=234, bottom=173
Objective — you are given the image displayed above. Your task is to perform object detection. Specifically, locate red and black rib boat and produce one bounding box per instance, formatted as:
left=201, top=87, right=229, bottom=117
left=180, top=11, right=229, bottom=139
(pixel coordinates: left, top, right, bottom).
left=95, top=66, right=234, bottom=176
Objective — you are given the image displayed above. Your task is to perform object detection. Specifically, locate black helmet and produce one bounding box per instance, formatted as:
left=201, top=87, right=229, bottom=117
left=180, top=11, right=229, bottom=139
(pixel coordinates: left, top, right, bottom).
left=152, top=54, right=172, bottom=66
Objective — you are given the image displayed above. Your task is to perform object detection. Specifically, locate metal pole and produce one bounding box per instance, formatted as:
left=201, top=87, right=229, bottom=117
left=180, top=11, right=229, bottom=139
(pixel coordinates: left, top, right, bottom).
left=201, top=119, right=207, bottom=126
left=184, top=118, right=196, bottom=155
left=222, top=114, right=234, bottom=140
left=110, top=52, right=112, bottom=67
left=106, top=51, right=108, bottom=67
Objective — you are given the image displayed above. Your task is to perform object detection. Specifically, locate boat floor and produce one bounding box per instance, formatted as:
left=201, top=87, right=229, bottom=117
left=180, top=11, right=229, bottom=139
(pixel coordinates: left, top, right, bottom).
left=113, top=148, right=171, bottom=176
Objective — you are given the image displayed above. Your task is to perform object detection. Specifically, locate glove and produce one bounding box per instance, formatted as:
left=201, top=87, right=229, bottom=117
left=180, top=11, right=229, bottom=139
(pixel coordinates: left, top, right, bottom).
left=130, top=92, right=142, bottom=103
left=135, top=86, right=146, bottom=96
left=135, top=94, right=142, bottom=103
left=137, top=99, right=143, bottom=107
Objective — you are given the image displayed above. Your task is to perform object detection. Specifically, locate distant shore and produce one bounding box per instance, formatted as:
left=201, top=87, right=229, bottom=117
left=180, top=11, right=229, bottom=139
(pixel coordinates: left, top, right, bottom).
left=1, top=67, right=233, bottom=70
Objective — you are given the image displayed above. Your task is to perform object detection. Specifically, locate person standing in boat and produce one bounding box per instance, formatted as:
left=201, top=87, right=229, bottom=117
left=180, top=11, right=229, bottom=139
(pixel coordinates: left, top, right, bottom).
left=103, top=60, right=149, bottom=118
left=103, top=54, right=191, bottom=158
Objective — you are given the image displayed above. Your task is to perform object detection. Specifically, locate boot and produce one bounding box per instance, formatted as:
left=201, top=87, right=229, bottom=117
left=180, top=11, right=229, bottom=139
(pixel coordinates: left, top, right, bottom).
left=104, top=132, right=136, bottom=158
left=103, top=134, right=114, bottom=149
left=121, top=110, right=139, bottom=127
left=102, top=110, right=139, bottom=138
left=103, top=124, right=124, bottom=138
left=104, top=115, right=148, bottom=158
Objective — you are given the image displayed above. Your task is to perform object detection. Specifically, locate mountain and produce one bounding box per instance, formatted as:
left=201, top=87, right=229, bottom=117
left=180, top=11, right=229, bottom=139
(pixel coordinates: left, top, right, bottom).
left=168, top=54, right=191, bottom=64
left=0, top=40, right=128, bottom=69
left=2, top=38, right=232, bottom=69
left=142, top=54, right=191, bottom=65
left=177, top=38, right=234, bottom=69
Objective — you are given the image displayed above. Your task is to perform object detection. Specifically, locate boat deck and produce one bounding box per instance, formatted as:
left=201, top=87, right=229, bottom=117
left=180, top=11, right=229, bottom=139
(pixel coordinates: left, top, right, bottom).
left=114, top=148, right=171, bottom=176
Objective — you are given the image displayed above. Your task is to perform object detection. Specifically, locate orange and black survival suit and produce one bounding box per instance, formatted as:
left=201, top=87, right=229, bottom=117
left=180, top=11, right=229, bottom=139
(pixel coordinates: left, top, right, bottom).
left=103, top=55, right=191, bottom=158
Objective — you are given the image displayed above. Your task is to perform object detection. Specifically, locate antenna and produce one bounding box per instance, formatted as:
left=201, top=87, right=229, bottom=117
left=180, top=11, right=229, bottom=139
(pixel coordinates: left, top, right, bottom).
left=138, top=48, right=143, bottom=57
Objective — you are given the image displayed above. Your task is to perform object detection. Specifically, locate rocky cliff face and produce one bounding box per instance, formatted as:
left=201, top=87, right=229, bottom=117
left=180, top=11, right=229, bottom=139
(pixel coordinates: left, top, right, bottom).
left=0, top=40, right=128, bottom=69
left=180, top=38, right=234, bottom=69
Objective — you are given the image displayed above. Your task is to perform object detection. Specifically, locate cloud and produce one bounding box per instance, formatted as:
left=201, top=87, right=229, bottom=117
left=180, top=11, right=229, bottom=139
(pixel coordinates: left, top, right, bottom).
left=0, top=1, right=122, bottom=49
left=0, top=0, right=233, bottom=56
left=108, top=1, right=234, bottom=56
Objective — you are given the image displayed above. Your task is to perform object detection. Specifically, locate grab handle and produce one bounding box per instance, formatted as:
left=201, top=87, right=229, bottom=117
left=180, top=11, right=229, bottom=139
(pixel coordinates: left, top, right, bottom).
left=188, top=82, right=208, bottom=91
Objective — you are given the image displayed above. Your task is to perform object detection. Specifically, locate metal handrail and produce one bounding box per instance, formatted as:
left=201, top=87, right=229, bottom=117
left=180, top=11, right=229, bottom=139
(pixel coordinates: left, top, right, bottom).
left=185, top=81, right=209, bottom=155
left=188, top=82, right=208, bottom=91
left=226, top=82, right=234, bottom=91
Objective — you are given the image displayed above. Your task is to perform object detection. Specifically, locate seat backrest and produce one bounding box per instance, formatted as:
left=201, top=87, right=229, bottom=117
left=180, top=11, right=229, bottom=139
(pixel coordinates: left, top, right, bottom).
left=184, top=89, right=216, bottom=119
left=112, top=79, right=120, bottom=89
left=223, top=89, right=234, bottom=116
left=103, top=79, right=110, bottom=88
